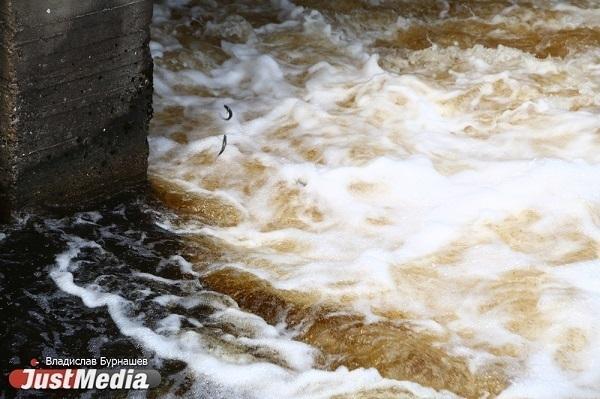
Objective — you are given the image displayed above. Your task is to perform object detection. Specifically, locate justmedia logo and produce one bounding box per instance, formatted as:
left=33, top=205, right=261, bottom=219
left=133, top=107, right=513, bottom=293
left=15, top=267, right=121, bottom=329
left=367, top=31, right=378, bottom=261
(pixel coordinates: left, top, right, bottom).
left=8, top=358, right=161, bottom=390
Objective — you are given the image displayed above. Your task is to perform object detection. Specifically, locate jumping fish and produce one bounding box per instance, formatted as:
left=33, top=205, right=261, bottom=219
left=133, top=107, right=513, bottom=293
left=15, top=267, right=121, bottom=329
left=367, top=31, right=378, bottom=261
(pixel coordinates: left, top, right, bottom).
left=217, top=105, right=232, bottom=157
left=217, top=134, right=227, bottom=157
left=222, top=104, right=233, bottom=121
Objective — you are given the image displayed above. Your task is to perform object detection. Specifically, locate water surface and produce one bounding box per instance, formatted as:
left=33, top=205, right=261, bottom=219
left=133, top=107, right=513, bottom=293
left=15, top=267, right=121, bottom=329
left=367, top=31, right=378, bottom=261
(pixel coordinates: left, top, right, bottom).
left=4, top=1, right=600, bottom=398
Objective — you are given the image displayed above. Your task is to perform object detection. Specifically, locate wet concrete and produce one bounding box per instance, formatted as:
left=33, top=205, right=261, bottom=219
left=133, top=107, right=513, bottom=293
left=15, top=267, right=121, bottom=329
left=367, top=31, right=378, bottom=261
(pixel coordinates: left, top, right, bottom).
left=0, top=0, right=153, bottom=221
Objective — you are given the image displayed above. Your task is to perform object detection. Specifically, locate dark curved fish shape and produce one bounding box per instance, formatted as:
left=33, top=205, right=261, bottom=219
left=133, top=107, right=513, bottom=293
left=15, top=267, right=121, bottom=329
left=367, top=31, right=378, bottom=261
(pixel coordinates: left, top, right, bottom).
left=222, top=105, right=233, bottom=121
left=217, top=134, right=227, bottom=157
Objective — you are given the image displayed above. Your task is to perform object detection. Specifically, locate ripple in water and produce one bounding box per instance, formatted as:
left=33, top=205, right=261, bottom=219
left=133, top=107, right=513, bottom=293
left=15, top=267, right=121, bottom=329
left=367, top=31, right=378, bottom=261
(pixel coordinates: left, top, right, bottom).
left=3, top=0, right=600, bottom=398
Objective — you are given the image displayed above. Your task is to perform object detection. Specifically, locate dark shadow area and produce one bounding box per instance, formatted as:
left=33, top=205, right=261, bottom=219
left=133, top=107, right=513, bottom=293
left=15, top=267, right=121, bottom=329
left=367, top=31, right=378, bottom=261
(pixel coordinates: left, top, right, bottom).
left=0, top=190, right=193, bottom=398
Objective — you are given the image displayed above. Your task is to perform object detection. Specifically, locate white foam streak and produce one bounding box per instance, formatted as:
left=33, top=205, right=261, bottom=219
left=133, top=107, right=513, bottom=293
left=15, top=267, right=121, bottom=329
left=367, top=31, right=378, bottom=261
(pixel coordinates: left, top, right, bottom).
left=51, top=236, right=449, bottom=398
left=122, top=0, right=600, bottom=397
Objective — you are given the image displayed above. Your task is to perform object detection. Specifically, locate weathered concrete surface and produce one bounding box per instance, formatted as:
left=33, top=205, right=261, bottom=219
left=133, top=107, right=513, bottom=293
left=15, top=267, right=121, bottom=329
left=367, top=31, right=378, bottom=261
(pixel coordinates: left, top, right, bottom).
left=0, top=0, right=153, bottom=221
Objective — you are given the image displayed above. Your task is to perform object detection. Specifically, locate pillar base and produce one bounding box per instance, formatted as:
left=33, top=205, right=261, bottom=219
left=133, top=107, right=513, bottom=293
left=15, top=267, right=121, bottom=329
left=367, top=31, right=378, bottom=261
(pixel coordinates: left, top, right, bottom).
left=0, top=0, right=153, bottom=221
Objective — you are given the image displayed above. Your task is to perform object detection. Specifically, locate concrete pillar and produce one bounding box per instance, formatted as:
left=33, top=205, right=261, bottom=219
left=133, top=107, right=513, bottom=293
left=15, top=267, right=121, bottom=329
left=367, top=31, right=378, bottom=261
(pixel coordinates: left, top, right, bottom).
left=0, top=0, right=153, bottom=220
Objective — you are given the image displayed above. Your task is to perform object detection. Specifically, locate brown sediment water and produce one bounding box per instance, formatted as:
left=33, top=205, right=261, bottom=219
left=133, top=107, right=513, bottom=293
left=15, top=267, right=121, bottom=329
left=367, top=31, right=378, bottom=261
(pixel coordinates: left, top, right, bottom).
left=201, top=268, right=508, bottom=398
left=150, top=177, right=243, bottom=227
left=375, top=23, right=600, bottom=59
left=150, top=177, right=508, bottom=397
left=141, top=0, right=600, bottom=397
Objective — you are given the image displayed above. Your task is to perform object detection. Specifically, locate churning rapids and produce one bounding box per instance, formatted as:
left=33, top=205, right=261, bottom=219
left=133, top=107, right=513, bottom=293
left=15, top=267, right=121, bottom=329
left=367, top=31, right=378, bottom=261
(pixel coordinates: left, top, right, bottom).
left=3, top=1, right=600, bottom=398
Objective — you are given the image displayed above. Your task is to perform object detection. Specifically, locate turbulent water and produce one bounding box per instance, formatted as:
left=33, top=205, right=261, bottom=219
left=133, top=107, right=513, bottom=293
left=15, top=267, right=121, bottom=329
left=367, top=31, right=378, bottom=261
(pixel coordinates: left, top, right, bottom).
left=4, top=1, right=600, bottom=398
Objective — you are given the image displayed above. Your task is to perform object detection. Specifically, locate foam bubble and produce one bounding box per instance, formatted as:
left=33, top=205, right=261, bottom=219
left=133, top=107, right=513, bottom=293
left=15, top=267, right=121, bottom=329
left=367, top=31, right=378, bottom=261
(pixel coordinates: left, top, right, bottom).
left=50, top=236, right=452, bottom=398
left=72, top=0, right=600, bottom=397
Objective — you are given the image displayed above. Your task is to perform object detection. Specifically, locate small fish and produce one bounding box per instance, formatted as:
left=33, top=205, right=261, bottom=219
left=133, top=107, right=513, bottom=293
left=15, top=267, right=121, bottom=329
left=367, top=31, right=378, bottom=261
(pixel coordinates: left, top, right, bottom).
left=217, top=105, right=232, bottom=157
left=222, top=105, right=233, bottom=121
left=217, top=134, right=227, bottom=157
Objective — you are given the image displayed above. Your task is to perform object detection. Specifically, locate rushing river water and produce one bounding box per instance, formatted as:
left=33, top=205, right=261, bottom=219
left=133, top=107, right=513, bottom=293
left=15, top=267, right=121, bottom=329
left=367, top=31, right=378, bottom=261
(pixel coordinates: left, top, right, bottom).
left=3, top=1, right=600, bottom=398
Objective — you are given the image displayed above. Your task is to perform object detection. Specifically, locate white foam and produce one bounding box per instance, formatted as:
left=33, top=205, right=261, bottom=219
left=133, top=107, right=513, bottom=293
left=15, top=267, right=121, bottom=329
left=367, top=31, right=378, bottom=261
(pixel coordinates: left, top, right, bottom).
left=50, top=238, right=452, bottom=398
left=93, top=0, right=600, bottom=396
